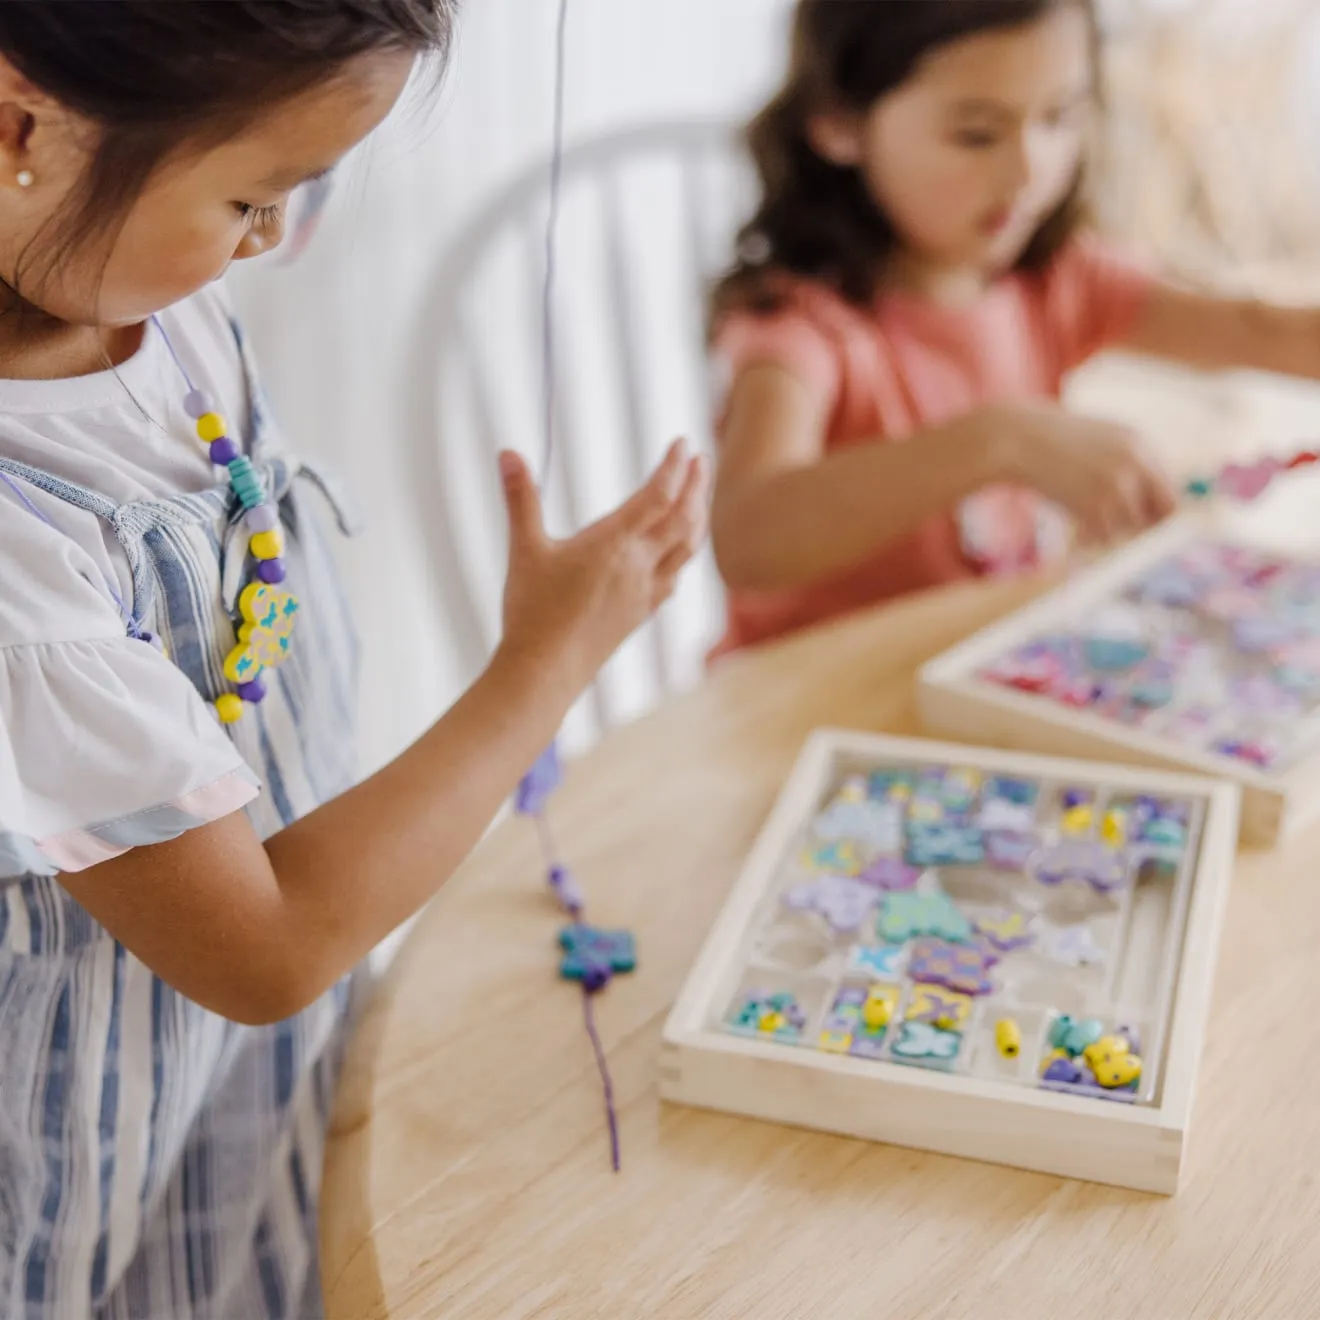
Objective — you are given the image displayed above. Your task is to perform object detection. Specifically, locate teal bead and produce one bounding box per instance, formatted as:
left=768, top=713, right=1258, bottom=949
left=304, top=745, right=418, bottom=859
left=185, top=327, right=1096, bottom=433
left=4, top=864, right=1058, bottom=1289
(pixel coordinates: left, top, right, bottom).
left=227, top=456, right=265, bottom=509
left=1048, top=1014, right=1075, bottom=1050
left=1062, top=1017, right=1105, bottom=1056
left=1185, top=477, right=1213, bottom=499
left=1145, top=817, right=1185, bottom=848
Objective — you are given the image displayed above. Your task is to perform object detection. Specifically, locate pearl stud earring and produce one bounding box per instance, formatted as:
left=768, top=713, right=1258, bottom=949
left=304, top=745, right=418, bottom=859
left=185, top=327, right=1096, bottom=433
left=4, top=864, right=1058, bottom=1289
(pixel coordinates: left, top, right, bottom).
left=15, top=170, right=33, bottom=189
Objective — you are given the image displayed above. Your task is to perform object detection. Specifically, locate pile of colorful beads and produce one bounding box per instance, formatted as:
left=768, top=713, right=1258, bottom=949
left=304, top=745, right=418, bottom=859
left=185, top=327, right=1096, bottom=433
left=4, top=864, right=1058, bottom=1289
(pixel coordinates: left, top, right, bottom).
left=983, top=540, right=1320, bottom=770
left=1040, top=1015, right=1143, bottom=1097
left=729, top=990, right=808, bottom=1042
left=1185, top=448, right=1319, bottom=503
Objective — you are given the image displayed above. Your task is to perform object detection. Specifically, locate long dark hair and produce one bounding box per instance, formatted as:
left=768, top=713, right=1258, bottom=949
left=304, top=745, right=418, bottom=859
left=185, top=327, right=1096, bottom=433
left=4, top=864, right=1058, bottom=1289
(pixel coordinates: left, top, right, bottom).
left=713, top=0, right=1099, bottom=318
left=0, top=0, right=457, bottom=265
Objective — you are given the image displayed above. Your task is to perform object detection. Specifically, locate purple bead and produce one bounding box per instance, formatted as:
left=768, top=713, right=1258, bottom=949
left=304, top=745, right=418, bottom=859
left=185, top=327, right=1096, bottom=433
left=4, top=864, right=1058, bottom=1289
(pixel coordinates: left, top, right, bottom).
left=256, top=559, right=287, bottom=585
left=1043, top=1056, right=1085, bottom=1085
left=516, top=744, right=563, bottom=815
left=245, top=503, right=279, bottom=532
left=237, top=677, right=267, bottom=704
left=548, top=864, right=585, bottom=914
left=580, top=963, right=612, bottom=993
left=183, top=389, right=213, bottom=419
left=209, top=437, right=239, bottom=466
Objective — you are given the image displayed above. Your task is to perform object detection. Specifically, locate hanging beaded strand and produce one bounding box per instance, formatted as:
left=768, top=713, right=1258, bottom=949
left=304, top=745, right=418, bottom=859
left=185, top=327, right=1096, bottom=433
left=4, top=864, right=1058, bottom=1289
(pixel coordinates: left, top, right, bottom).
left=153, top=315, right=300, bottom=725
left=1184, top=446, right=1320, bottom=503
left=512, top=0, right=635, bottom=1174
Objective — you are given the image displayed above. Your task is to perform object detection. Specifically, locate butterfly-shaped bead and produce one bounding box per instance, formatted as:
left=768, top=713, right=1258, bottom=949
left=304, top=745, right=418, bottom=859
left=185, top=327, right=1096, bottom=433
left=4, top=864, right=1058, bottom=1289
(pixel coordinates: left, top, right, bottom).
left=223, top=582, right=300, bottom=684
left=891, top=1022, right=960, bottom=1062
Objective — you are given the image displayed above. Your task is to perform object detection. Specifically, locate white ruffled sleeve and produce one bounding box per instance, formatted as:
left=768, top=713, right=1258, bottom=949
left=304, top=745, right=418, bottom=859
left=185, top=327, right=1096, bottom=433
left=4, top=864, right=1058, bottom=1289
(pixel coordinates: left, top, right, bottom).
left=0, top=501, right=259, bottom=879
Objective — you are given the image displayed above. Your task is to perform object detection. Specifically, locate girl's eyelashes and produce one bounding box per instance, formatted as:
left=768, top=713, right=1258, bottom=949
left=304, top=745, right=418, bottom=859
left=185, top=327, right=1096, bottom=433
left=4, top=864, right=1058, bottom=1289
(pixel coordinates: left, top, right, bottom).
left=952, top=127, right=1001, bottom=149
left=233, top=201, right=284, bottom=225
left=952, top=103, right=1087, bottom=148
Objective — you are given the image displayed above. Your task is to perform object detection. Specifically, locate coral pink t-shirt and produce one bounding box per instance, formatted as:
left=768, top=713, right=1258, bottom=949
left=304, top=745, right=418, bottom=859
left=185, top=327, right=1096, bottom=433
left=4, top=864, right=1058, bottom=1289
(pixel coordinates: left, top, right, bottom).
left=711, top=238, right=1154, bottom=656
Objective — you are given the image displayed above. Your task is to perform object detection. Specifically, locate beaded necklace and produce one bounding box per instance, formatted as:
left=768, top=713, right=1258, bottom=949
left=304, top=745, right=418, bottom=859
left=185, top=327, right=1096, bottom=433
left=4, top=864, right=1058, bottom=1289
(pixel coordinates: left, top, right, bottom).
left=153, top=315, right=299, bottom=725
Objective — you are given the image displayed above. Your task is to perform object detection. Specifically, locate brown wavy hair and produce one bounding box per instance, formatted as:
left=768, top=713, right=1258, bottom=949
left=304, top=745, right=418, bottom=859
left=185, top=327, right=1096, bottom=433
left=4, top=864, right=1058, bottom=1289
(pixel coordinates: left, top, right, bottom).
left=713, top=0, right=1099, bottom=318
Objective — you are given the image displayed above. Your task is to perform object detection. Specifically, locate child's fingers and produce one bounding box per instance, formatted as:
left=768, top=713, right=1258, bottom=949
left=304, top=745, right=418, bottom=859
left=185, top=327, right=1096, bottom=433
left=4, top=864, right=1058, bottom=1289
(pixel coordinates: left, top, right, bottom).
left=498, top=450, right=546, bottom=553
left=646, top=456, right=708, bottom=554
left=1110, top=467, right=1147, bottom=535
left=1143, top=461, right=1178, bottom=522
left=654, top=533, right=700, bottom=585
left=1121, top=442, right=1175, bottom=525
left=616, top=439, right=688, bottom=532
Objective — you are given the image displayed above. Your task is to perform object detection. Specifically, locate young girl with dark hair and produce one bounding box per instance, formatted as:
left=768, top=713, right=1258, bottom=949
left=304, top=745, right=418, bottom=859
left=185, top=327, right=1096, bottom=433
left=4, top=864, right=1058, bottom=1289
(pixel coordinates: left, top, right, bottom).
left=0, top=3, right=706, bottom=1315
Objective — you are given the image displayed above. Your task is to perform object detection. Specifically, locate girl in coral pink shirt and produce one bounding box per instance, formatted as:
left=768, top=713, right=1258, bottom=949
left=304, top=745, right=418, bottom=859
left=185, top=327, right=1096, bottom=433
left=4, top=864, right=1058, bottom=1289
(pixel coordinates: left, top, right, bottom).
left=711, top=0, right=1320, bottom=655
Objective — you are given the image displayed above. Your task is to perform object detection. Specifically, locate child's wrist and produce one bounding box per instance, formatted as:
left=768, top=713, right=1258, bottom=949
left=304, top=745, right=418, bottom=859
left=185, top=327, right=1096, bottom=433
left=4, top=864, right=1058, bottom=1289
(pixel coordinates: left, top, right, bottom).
left=487, top=635, right=581, bottom=721
left=949, top=405, right=1024, bottom=486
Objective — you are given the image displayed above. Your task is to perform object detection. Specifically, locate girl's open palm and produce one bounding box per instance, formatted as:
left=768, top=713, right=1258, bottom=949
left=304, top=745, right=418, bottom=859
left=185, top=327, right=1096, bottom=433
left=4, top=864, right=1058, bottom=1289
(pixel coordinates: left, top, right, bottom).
left=498, top=440, right=709, bottom=695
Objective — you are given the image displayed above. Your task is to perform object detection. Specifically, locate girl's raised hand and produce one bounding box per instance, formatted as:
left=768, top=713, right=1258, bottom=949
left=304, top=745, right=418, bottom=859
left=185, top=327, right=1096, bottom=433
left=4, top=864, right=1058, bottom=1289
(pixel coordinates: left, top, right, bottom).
left=497, top=439, right=709, bottom=696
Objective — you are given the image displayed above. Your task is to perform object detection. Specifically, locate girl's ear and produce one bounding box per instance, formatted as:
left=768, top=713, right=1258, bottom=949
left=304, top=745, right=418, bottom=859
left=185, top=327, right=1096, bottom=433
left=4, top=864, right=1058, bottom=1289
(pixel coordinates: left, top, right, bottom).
left=806, top=111, right=864, bottom=168
left=0, top=55, right=42, bottom=191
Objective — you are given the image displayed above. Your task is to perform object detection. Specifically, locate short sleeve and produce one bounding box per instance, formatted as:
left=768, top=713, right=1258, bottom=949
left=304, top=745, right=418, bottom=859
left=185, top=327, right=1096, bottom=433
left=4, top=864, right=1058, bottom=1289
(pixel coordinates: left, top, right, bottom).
left=1041, top=237, right=1156, bottom=372
left=0, top=501, right=259, bottom=879
left=713, top=306, right=844, bottom=411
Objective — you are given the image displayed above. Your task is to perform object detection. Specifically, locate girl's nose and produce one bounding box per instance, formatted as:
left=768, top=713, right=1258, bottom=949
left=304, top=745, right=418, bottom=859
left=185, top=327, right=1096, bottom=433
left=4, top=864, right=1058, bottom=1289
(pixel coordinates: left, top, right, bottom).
left=1002, top=129, right=1033, bottom=195
left=234, top=213, right=287, bottom=262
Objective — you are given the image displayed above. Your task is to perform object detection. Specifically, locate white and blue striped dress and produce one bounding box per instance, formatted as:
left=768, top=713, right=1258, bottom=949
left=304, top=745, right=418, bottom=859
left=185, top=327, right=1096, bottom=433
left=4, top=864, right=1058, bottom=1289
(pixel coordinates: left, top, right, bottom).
left=0, top=290, right=363, bottom=1318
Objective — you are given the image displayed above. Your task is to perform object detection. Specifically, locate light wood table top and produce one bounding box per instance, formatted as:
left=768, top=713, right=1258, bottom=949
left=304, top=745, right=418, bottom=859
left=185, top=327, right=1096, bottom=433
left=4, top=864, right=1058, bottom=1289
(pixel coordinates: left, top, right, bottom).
left=321, top=573, right=1319, bottom=1320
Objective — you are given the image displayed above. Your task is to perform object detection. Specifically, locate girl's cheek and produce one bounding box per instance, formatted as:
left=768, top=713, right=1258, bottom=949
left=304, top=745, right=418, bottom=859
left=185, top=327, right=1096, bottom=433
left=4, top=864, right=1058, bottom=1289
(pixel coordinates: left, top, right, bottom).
left=116, top=218, right=238, bottom=300
left=97, top=246, right=229, bottom=322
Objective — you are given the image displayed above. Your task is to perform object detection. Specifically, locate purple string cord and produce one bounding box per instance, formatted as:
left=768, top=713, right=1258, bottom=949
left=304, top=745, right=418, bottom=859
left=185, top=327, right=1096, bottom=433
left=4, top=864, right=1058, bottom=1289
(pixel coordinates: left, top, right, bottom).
left=582, top=987, right=621, bottom=1172
left=521, top=0, right=625, bottom=1175
left=529, top=800, right=623, bottom=1172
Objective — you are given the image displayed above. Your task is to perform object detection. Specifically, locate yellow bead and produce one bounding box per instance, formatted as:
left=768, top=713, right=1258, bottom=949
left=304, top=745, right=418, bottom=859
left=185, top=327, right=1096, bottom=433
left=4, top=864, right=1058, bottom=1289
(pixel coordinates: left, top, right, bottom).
left=1101, top=809, right=1126, bottom=847
left=249, top=530, right=284, bottom=561
left=758, top=1011, right=787, bottom=1034
left=861, top=1000, right=891, bottom=1031
left=818, top=1029, right=853, bottom=1054
left=1083, top=1034, right=1131, bottom=1068
left=861, top=986, right=898, bottom=1031
left=215, top=694, right=244, bottom=724
left=196, top=412, right=228, bottom=442
left=995, top=1018, right=1022, bottom=1058
left=1062, top=805, right=1093, bottom=836
left=1093, top=1052, right=1142, bottom=1089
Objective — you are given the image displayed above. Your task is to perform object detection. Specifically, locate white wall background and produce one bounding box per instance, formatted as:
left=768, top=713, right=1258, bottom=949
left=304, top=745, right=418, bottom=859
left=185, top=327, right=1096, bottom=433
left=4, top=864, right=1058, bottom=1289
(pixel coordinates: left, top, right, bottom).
left=228, top=0, right=795, bottom=773
left=227, top=0, right=1320, bottom=775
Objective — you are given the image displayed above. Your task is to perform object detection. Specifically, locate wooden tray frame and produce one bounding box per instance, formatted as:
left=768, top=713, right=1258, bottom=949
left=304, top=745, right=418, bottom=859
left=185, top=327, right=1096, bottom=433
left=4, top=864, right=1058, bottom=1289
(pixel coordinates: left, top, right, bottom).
left=917, top=512, right=1320, bottom=846
left=659, top=730, right=1239, bottom=1195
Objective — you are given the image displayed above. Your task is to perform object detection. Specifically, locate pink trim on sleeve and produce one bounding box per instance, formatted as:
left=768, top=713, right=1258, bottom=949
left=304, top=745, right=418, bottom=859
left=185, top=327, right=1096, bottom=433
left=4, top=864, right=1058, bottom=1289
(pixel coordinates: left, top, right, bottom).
left=35, top=767, right=261, bottom=874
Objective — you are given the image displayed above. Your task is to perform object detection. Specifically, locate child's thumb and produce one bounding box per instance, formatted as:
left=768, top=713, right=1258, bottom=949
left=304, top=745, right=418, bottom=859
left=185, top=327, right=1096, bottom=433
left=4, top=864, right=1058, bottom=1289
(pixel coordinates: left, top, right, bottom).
left=498, top=450, right=545, bottom=550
